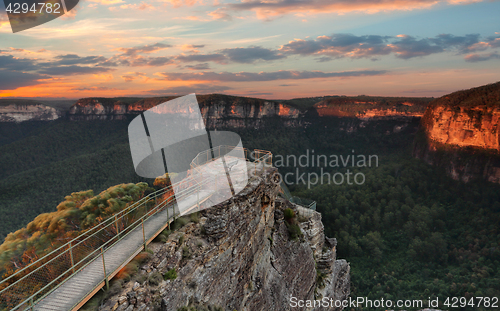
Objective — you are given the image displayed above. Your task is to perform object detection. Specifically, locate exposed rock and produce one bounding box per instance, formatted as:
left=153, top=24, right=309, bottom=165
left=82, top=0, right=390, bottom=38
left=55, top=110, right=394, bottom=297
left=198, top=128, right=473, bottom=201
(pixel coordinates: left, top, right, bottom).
left=0, top=103, right=61, bottom=122
left=99, top=168, right=349, bottom=311
left=414, top=81, right=500, bottom=183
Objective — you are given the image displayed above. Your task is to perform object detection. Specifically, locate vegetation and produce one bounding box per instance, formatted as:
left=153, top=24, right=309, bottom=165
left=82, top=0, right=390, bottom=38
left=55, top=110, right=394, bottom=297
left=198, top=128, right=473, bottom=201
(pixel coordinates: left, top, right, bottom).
left=0, top=182, right=150, bottom=280
left=164, top=268, right=177, bottom=280
left=1, top=97, right=499, bottom=311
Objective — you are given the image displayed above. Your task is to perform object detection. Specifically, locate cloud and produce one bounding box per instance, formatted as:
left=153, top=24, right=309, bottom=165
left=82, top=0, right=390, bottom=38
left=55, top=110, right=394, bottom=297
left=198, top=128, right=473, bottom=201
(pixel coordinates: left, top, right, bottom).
left=158, top=69, right=388, bottom=82
left=0, top=55, right=38, bottom=71
left=87, top=0, right=124, bottom=5
left=182, top=44, right=206, bottom=50
left=146, top=83, right=232, bottom=95
left=47, top=54, right=110, bottom=66
left=209, top=8, right=232, bottom=21
left=219, top=46, right=286, bottom=63
left=72, top=86, right=119, bottom=91
left=279, top=33, right=495, bottom=60
left=38, top=66, right=114, bottom=76
left=112, top=2, right=154, bottom=10
left=176, top=53, right=227, bottom=64
left=121, top=71, right=147, bottom=82
left=185, top=63, right=211, bottom=70
left=0, top=70, right=46, bottom=90
left=464, top=52, right=500, bottom=62
left=228, top=0, right=483, bottom=20
left=118, top=43, right=172, bottom=56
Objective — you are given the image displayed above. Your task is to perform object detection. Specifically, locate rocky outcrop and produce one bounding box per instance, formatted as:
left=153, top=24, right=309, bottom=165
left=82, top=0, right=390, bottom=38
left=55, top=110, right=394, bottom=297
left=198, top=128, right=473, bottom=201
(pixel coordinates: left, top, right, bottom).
left=414, top=81, right=500, bottom=183
left=313, top=96, right=431, bottom=119
left=0, top=102, right=61, bottom=122
left=68, top=95, right=302, bottom=128
left=97, top=168, right=350, bottom=311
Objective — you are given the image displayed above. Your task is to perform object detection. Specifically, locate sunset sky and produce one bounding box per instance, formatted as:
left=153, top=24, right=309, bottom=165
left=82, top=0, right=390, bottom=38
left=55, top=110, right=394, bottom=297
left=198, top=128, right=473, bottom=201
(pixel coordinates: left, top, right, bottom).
left=0, top=0, right=499, bottom=99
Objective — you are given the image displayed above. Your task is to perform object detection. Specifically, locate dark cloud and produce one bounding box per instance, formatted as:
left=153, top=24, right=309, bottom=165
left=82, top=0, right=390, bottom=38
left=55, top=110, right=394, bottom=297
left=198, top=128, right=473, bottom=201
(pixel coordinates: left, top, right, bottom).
left=146, top=84, right=232, bottom=95
left=38, top=66, right=113, bottom=76
left=159, top=69, right=387, bottom=82
left=280, top=34, right=392, bottom=59
left=176, top=53, right=227, bottom=64
left=41, top=54, right=110, bottom=66
left=118, top=43, right=172, bottom=56
left=391, top=35, right=444, bottom=59
left=219, top=46, right=286, bottom=63
left=464, top=52, right=500, bottom=62
left=185, top=63, right=211, bottom=70
left=0, top=70, right=46, bottom=90
left=0, top=55, right=38, bottom=71
left=72, top=86, right=118, bottom=91
left=279, top=33, right=497, bottom=60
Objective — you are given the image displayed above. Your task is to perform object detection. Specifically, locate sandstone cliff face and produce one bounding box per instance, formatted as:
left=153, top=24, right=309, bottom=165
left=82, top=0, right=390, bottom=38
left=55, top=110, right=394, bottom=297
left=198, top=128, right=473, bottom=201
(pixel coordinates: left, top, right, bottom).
left=68, top=96, right=302, bottom=128
left=414, top=82, right=500, bottom=183
left=0, top=103, right=61, bottom=122
left=97, top=169, right=350, bottom=311
left=313, top=97, right=430, bottom=119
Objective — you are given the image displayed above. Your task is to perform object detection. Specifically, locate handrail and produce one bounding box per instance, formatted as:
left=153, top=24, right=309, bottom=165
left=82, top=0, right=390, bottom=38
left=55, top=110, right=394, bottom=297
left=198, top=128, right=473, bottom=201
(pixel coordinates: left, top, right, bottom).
left=0, top=147, right=274, bottom=311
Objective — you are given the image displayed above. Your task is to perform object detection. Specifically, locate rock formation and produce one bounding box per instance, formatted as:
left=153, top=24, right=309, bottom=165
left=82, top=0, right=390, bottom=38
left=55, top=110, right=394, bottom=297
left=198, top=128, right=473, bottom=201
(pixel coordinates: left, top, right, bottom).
left=414, top=81, right=500, bottom=183
left=97, top=168, right=350, bottom=311
left=0, top=101, right=61, bottom=122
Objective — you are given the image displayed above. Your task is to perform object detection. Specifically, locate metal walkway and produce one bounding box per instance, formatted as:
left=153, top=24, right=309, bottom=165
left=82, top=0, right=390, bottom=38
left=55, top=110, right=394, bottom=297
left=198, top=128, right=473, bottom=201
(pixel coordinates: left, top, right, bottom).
left=0, top=146, right=275, bottom=311
left=34, top=190, right=212, bottom=311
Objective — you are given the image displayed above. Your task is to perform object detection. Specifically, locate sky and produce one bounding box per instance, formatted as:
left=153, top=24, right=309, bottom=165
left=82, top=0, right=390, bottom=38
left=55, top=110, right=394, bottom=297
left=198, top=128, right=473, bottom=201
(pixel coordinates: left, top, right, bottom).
left=0, top=0, right=499, bottom=99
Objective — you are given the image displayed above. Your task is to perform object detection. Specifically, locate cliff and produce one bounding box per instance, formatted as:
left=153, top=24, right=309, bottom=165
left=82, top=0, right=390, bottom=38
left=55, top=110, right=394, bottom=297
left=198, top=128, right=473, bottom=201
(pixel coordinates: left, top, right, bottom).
left=313, top=96, right=431, bottom=119
left=414, top=81, right=500, bottom=183
left=68, top=95, right=303, bottom=128
left=95, top=168, right=350, bottom=311
left=0, top=100, right=61, bottom=122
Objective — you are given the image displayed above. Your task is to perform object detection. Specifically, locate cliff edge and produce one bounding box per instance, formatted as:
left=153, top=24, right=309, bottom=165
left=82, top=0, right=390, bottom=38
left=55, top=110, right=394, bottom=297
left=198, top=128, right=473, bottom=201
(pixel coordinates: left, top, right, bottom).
left=414, top=81, right=500, bottom=183
left=96, top=168, right=350, bottom=311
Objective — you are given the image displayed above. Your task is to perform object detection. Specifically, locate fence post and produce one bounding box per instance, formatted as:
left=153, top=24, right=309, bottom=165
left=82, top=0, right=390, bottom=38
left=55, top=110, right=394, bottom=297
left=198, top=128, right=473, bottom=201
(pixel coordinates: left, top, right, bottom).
left=115, top=215, right=120, bottom=234
left=69, top=241, right=75, bottom=273
left=197, top=186, right=200, bottom=211
left=101, top=247, right=109, bottom=291
left=142, top=218, right=146, bottom=250
left=30, top=296, right=34, bottom=310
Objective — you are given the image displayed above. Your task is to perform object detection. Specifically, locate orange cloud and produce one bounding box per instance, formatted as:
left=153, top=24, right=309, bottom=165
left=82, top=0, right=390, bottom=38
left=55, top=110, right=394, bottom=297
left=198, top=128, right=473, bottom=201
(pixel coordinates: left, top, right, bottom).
left=230, top=0, right=484, bottom=20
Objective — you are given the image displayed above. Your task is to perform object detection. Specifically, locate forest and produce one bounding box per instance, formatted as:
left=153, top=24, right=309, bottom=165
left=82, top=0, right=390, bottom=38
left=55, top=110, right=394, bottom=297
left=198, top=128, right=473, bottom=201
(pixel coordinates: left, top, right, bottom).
left=0, top=114, right=499, bottom=310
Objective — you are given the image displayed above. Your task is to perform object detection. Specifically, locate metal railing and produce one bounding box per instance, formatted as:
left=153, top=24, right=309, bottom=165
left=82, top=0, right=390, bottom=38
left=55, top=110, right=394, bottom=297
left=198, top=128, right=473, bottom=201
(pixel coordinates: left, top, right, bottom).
left=0, top=147, right=273, bottom=311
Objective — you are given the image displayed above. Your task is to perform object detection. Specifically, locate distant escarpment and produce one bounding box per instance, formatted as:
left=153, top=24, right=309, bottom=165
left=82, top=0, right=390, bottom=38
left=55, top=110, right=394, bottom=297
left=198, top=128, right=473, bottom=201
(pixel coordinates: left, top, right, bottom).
left=312, top=96, right=432, bottom=119
left=0, top=100, right=61, bottom=122
left=96, top=169, right=350, bottom=311
left=68, top=95, right=303, bottom=128
left=414, top=82, right=500, bottom=183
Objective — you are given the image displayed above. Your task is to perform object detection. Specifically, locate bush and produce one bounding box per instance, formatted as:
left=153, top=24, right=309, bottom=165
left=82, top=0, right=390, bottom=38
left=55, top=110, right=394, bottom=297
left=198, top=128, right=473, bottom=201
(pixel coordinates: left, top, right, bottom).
left=316, top=270, right=327, bottom=289
left=164, top=268, right=177, bottom=280
left=149, top=272, right=163, bottom=286
left=182, top=246, right=192, bottom=259
left=284, top=208, right=296, bottom=223
left=286, top=222, right=302, bottom=240
left=171, top=216, right=189, bottom=230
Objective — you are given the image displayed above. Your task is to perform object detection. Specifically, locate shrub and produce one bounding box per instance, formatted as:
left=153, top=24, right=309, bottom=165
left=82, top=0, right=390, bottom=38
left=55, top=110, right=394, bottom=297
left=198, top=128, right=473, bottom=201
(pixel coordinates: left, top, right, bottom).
left=284, top=208, right=296, bottom=223
left=164, top=268, right=177, bottom=280
left=149, top=272, right=163, bottom=286
left=316, top=270, right=327, bottom=289
left=171, top=216, right=189, bottom=230
left=286, top=223, right=303, bottom=240
left=182, top=246, right=192, bottom=259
